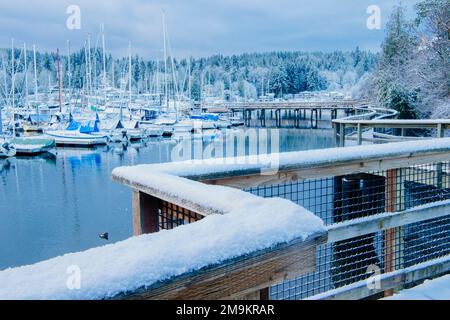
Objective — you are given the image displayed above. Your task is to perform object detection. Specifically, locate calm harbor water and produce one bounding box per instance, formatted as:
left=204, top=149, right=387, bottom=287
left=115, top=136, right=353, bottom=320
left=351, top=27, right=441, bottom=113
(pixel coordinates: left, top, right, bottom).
left=0, top=128, right=333, bottom=270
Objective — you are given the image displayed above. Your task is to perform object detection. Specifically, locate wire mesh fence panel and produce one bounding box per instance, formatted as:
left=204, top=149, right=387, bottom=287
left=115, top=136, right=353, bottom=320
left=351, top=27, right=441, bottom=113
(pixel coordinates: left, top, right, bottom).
left=158, top=200, right=203, bottom=230
left=245, top=162, right=450, bottom=299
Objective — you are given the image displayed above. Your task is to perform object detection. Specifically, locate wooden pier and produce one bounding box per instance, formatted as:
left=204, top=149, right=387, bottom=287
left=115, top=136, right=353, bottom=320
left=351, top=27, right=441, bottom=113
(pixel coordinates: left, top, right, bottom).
left=220, top=99, right=370, bottom=128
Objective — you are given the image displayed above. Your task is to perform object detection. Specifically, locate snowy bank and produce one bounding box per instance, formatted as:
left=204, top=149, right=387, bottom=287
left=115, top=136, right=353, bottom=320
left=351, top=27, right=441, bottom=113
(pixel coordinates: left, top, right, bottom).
left=386, top=274, right=450, bottom=300
left=0, top=181, right=324, bottom=299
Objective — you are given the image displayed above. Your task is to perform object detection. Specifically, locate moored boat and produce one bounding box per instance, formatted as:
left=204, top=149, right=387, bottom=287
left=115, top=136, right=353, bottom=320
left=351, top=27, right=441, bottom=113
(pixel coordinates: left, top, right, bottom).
left=45, top=118, right=108, bottom=147
left=11, top=136, right=56, bottom=155
left=0, top=140, right=16, bottom=157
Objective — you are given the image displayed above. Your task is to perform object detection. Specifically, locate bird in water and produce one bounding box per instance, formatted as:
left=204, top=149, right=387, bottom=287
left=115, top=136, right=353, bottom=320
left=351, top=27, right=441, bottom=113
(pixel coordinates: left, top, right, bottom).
left=99, top=232, right=109, bottom=240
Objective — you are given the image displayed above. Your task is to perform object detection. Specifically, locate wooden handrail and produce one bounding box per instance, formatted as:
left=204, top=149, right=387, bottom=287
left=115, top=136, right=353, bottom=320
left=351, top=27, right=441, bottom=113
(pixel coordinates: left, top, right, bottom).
left=333, top=119, right=449, bottom=146
left=116, top=233, right=327, bottom=300
left=111, top=139, right=450, bottom=300
left=333, top=119, right=450, bottom=127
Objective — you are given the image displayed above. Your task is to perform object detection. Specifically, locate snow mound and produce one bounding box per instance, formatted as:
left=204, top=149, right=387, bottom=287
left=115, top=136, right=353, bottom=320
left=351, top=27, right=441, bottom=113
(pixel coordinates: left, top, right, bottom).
left=386, top=274, right=450, bottom=300
left=0, top=176, right=324, bottom=299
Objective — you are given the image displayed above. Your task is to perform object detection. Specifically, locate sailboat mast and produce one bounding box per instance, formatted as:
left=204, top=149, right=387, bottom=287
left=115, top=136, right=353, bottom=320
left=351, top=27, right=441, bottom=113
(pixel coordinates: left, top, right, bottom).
left=33, top=45, right=39, bottom=125
left=23, top=43, right=28, bottom=108
left=102, top=24, right=107, bottom=102
left=188, top=57, right=191, bottom=101
left=111, top=59, right=115, bottom=89
left=87, top=34, right=92, bottom=98
left=128, top=41, right=132, bottom=108
left=57, top=48, right=62, bottom=113
left=11, top=39, right=15, bottom=136
left=33, top=45, right=38, bottom=97
left=67, top=40, right=71, bottom=113
left=84, top=40, right=91, bottom=109
left=162, top=12, right=168, bottom=110
left=156, top=58, right=160, bottom=103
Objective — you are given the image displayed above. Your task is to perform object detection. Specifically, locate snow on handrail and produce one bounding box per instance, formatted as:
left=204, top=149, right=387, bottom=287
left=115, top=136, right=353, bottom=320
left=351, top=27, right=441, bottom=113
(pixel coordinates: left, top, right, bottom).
left=113, top=138, right=450, bottom=183
left=0, top=179, right=325, bottom=299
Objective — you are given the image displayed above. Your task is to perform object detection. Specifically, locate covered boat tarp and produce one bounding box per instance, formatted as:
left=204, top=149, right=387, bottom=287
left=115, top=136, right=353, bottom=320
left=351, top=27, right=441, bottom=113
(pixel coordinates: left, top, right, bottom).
left=12, top=137, right=56, bottom=149
left=27, top=114, right=51, bottom=124
left=101, top=119, right=123, bottom=130
left=66, top=118, right=100, bottom=134
left=79, top=120, right=100, bottom=134
left=66, top=120, right=81, bottom=131
left=189, top=113, right=219, bottom=121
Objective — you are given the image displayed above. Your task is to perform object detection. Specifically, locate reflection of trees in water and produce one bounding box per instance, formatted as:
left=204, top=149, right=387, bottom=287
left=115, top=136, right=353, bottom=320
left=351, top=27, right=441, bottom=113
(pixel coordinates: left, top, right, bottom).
left=0, top=158, right=12, bottom=173
left=0, top=158, right=14, bottom=187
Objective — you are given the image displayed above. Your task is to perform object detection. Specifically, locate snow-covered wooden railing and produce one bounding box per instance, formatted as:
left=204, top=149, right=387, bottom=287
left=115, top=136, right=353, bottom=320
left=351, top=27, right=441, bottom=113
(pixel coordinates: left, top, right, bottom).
left=112, top=138, right=450, bottom=300
left=332, top=119, right=450, bottom=146
left=2, top=140, right=448, bottom=300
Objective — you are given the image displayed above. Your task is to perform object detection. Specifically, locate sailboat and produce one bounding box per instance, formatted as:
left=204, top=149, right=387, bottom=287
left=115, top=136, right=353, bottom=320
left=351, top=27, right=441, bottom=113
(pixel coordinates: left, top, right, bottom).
left=11, top=136, right=56, bottom=155
left=45, top=115, right=108, bottom=147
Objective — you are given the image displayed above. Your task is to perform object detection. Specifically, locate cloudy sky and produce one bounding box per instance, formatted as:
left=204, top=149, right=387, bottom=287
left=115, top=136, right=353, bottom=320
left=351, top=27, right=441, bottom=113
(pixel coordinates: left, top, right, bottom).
left=0, top=0, right=419, bottom=58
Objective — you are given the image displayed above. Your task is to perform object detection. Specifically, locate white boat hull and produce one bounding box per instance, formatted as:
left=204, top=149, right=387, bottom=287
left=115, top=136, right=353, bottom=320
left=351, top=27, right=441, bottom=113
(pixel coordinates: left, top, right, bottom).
left=45, top=130, right=108, bottom=146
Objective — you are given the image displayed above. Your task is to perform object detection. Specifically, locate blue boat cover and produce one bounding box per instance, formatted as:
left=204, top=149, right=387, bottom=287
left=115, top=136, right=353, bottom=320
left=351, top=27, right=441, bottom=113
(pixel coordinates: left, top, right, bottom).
left=66, top=116, right=100, bottom=134
left=79, top=120, right=100, bottom=134
left=66, top=120, right=81, bottom=131
left=189, top=114, right=219, bottom=121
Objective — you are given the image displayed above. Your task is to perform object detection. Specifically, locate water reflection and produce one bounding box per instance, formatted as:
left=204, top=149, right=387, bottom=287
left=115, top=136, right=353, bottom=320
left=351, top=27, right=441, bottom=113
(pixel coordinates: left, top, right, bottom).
left=0, top=128, right=333, bottom=270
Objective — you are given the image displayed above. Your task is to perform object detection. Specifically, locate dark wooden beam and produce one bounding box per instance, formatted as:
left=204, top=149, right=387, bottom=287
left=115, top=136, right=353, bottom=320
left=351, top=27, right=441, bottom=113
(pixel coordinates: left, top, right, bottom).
left=115, top=233, right=327, bottom=300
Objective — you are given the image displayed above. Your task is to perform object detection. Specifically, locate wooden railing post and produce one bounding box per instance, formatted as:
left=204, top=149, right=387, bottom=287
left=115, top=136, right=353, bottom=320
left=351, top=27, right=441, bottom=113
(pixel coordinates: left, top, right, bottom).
left=436, top=124, right=444, bottom=188
left=333, top=122, right=338, bottom=147
left=339, top=124, right=345, bottom=147
left=357, top=123, right=362, bottom=145
left=437, top=123, right=444, bottom=138
left=384, top=169, right=397, bottom=297
left=132, top=190, right=159, bottom=236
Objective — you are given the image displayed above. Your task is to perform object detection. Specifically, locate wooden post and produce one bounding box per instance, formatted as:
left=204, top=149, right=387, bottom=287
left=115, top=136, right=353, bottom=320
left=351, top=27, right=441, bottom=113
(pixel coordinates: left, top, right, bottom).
left=384, top=169, right=397, bottom=297
left=339, top=124, right=345, bottom=147
left=437, top=124, right=444, bottom=188
left=333, top=123, right=338, bottom=147
left=311, top=109, right=318, bottom=129
left=437, top=123, right=444, bottom=138
left=275, top=109, right=281, bottom=127
left=260, top=109, right=265, bottom=127
left=132, top=190, right=159, bottom=236
left=357, top=123, right=362, bottom=145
